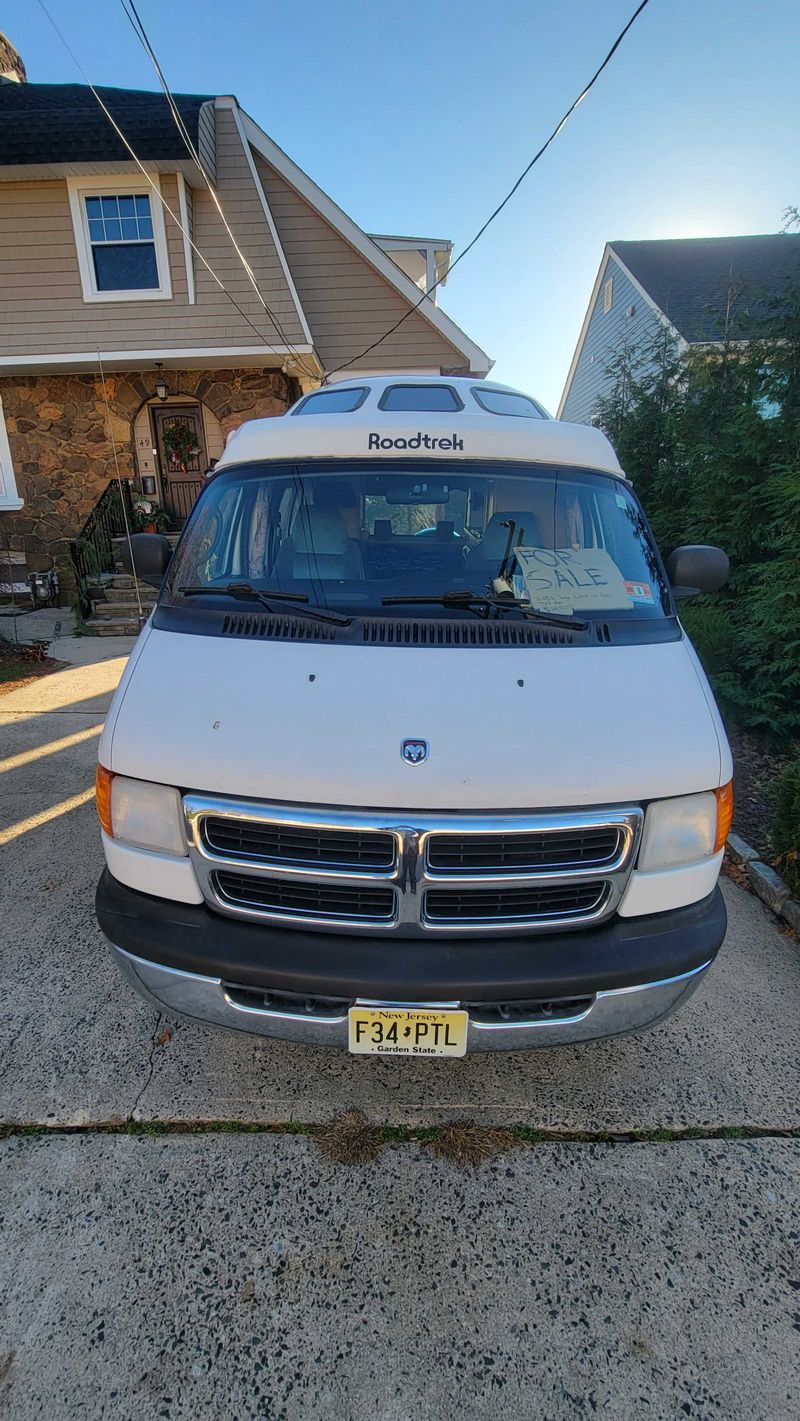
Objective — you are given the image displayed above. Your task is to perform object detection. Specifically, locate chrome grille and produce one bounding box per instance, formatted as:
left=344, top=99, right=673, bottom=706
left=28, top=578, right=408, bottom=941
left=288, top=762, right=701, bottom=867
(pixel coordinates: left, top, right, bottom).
left=424, top=882, right=608, bottom=925
left=214, top=872, right=396, bottom=923
left=185, top=797, right=642, bottom=937
left=202, top=817, right=395, bottom=871
left=427, top=826, right=621, bottom=874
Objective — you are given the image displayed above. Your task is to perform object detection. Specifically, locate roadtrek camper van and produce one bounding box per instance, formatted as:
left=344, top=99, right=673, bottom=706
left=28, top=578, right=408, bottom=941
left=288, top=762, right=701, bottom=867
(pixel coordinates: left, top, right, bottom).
left=95, top=375, right=732, bottom=1058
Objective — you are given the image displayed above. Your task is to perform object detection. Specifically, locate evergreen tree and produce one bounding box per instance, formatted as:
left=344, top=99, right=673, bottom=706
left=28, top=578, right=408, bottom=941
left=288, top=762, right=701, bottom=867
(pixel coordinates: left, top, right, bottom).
left=595, top=283, right=800, bottom=740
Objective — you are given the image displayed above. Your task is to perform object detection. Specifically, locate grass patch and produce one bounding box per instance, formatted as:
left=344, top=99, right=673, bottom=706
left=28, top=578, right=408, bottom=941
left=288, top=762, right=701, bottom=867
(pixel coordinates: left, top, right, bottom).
left=0, top=636, right=65, bottom=694
left=425, top=1120, right=517, bottom=1167
left=315, top=1110, right=386, bottom=1164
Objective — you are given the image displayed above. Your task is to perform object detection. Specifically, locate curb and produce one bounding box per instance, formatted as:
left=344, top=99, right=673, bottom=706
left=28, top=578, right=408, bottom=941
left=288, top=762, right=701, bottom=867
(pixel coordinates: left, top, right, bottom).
left=726, top=833, right=800, bottom=935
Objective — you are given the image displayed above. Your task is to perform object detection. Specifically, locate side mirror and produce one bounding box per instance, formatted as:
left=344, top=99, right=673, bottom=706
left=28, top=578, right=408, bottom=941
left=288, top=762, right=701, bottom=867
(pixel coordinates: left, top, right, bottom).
left=120, top=532, right=172, bottom=588
left=666, top=544, right=729, bottom=599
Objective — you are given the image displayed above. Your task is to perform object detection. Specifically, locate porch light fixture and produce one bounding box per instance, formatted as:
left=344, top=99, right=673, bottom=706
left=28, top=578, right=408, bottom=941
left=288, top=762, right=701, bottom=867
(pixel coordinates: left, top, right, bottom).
left=154, top=363, right=168, bottom=402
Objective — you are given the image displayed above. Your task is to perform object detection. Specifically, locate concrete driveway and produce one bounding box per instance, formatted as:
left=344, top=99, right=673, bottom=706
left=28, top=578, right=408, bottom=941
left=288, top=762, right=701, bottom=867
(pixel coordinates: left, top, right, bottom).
left=1, top=630, right=798, bottom=1419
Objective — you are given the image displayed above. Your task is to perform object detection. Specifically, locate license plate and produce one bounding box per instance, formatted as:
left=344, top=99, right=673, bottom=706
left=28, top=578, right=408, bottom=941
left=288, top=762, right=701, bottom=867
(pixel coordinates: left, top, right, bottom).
left=348, top=1006, right=468, bottom=1057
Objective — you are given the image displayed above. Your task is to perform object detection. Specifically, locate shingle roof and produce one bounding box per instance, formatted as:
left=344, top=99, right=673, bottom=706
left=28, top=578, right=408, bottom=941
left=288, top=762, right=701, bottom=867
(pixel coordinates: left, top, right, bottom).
left=0, top=81, right=213, bottom=165
left=610, top=234, right=800, bottom=343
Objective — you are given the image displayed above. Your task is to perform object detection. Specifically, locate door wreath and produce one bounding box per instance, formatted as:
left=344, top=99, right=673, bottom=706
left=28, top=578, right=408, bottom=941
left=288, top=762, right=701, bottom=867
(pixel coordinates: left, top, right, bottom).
left=162, top=419, right=201, bottom=473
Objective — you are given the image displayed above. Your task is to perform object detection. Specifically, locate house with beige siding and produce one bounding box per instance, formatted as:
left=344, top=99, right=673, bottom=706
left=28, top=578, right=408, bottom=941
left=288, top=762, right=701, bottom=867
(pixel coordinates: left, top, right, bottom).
left=0, top=49, right=489, bottom=604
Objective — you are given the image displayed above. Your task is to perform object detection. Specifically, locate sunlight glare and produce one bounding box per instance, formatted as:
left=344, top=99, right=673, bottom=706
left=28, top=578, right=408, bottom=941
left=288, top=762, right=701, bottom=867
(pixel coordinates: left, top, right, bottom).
left=0, top=724, right=103, bottom=775
left=0, top=787, right=96, bottom=846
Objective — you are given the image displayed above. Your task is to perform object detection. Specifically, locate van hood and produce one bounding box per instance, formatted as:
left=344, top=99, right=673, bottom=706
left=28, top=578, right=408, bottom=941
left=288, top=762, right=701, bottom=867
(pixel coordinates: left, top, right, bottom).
left=102, top=627, right=729, bottom=810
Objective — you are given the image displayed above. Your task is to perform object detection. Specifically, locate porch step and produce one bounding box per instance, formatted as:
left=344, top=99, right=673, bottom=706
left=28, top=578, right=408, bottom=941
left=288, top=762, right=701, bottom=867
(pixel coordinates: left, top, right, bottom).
left=91, top=599, right=156, bottom=619
left=84, top=616, right=144, bottom=636
left=89, top=573, right=139, bottom=591
left=86, top=574, right=158, bottom=609
left=91, top=590, right=157, bottom=611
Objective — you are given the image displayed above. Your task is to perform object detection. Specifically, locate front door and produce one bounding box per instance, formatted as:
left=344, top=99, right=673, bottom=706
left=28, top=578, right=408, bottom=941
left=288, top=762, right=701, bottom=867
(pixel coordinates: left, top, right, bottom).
left=152, top=403, right=208, bottom=525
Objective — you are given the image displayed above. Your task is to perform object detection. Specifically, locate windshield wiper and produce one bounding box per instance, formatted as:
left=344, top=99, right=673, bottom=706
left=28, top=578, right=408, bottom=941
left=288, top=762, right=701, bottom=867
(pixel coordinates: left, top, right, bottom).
left=179, top=583, right=351, bottom=626
left=381, top=590, right=588, bottom=631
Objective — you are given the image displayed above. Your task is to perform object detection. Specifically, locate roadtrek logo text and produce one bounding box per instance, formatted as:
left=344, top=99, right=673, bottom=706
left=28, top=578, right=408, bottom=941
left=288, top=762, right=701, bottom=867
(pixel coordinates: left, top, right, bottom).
left=368, top=432, right=464, bottom=451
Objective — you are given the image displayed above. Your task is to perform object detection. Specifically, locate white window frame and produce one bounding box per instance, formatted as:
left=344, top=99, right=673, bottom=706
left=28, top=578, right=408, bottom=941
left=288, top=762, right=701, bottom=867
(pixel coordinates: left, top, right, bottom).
left=67, top=173, right=172, bottom=303
left=0, top=394, right=23, bottom=510
left=603, top=277, right=613, bottom=314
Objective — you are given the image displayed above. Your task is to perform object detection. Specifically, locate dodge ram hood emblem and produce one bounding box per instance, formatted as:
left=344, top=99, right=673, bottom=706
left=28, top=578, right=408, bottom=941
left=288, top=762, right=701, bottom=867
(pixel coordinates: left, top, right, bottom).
left=402, top=739, right=429, bottom=765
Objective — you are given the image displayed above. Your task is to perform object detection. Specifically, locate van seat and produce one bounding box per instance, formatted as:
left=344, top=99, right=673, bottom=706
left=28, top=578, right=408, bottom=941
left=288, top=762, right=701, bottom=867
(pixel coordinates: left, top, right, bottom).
left=471, top=510, right=541, bottom=566
left=278, top=507, right=364, bottom=581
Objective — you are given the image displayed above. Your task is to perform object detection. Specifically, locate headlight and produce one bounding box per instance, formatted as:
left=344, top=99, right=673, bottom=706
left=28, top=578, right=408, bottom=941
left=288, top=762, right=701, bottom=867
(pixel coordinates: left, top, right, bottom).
left=96, top=767, right=186, bottom=856
left=638, top=785, right=732, bottom=871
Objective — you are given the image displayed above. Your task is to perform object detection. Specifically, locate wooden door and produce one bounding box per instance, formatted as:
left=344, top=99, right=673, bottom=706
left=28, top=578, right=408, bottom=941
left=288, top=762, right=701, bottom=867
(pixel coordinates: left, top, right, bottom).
left=152, top=404, right=208, bottom=524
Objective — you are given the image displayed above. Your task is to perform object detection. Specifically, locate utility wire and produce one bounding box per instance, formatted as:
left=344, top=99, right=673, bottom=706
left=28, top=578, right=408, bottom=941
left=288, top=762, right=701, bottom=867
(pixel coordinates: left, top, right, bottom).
left=118, top=0, right=318, bottom=380
left=36, top=0, right=315, bottom=374
left=323, top=0, right=653, bottom=380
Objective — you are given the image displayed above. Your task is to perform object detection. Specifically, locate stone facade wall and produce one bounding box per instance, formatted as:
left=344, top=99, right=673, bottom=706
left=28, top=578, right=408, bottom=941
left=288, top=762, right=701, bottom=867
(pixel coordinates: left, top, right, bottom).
left=0, top=367, right=298, bottom=583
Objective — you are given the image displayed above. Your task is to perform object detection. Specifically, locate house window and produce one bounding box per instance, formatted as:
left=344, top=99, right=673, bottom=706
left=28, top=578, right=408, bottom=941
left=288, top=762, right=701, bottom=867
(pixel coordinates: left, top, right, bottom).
left=0, top=395, right=23, bottom=510
left=85, top=194, right=158, bottom=291
left=603, top=277, right=613, bottom=314
left=67, top=176, right=172, bottom=302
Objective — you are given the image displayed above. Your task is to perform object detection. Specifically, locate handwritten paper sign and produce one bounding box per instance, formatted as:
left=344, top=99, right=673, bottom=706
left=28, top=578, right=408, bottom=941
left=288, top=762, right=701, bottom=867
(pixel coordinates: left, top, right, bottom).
left=514, top=547, right=633, bottom=615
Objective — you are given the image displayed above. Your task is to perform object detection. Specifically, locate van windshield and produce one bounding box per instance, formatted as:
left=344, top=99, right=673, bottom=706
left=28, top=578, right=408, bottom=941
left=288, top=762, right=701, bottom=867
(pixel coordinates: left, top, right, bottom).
left=162, top=461, right=673, bottom=622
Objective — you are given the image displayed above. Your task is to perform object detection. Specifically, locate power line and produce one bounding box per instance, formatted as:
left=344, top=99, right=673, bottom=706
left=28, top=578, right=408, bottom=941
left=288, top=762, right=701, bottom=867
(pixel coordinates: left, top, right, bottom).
left=36, top=0, right=317, bottom=376
left=118, top=0, right=319, bottom=380
left=324, top=0, right=653, bottom=380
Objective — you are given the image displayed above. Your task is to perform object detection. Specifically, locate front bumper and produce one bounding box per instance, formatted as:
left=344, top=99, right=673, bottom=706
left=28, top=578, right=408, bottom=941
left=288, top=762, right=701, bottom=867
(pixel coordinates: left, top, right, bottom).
left=111, top=942, right=712, bottom=1050
left=96, top=870, right=726, bottom=1051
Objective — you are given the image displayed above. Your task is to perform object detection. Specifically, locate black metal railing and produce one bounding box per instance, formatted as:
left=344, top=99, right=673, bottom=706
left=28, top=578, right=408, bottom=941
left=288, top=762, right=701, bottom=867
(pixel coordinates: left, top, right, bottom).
left=70, top=479, right=135, bottom=616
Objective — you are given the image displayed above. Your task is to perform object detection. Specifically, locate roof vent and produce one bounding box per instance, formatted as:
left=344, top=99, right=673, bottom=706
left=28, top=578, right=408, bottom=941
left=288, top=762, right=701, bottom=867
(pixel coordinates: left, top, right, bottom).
left=221, top=613, right=336, bottom=642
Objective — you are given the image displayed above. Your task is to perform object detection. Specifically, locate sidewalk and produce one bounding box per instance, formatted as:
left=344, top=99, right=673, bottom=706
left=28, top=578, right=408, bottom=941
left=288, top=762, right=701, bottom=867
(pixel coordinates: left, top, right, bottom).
left=0, top=604, right=137, bottom=667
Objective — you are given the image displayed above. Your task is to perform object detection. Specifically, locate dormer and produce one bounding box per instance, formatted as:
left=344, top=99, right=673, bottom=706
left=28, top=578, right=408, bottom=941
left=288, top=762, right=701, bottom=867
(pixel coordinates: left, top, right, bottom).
left=369, top=235, right=453, bottom=305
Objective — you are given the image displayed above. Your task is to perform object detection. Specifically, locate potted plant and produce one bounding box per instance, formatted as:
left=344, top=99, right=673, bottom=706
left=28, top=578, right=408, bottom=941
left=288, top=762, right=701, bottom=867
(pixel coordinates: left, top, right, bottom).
left=132, top=495, right=171, bottom=534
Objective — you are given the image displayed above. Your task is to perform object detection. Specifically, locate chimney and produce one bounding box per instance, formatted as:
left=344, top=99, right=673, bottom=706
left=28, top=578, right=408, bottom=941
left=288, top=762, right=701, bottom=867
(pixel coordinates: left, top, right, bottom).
left=0, top=33, right=26, bottom=83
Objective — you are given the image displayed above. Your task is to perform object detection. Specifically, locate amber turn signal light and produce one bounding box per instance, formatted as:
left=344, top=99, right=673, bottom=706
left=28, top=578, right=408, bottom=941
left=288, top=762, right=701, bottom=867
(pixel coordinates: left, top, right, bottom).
left=714, top=780, right=734, bottom=853
left=95, top=764, right=114, bottom=838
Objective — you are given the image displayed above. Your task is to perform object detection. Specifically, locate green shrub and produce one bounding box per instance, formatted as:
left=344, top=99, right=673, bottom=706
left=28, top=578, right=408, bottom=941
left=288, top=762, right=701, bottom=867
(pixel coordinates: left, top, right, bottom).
left=772, top=753, right=800, bottom=894
left=680, top=601, right=739, bottom=680
left=595, top=286, right=800, bottom=742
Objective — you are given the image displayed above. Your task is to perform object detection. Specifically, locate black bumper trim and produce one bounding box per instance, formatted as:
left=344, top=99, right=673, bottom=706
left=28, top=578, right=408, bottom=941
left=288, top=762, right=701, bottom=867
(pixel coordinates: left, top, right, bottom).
left=96, top=869, right=726, bottom=1002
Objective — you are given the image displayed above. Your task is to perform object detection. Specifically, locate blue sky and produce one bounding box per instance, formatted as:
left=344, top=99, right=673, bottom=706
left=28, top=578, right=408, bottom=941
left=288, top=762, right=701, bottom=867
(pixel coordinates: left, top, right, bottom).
left=8, top=0, right=799, bottom=410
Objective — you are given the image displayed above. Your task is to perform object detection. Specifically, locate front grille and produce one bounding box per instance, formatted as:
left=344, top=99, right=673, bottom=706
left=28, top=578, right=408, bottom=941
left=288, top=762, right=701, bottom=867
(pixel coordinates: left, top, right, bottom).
left=465, top=995, right=595, bottom=1024
left=186, top=794, right=640, bottom=936
left=203, top=817, right=395, bottom=871
left=427, top=826, right=622, bottom=874
left=223, top=983, right=352, bottom=1017
left=214, top=871, right=396, bottom=923
left=424, top=882, right=606, bottom=924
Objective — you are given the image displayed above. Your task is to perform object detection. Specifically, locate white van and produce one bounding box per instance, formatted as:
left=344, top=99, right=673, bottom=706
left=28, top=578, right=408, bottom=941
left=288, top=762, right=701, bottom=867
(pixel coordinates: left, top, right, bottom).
left=95, top=375, right=732, bottom=1058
